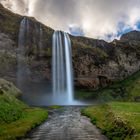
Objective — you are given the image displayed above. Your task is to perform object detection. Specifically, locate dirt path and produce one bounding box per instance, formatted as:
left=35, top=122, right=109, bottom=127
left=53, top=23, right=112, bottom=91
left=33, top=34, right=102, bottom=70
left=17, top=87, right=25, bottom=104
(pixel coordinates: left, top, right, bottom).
left=23, top=107, right=108, bottom=140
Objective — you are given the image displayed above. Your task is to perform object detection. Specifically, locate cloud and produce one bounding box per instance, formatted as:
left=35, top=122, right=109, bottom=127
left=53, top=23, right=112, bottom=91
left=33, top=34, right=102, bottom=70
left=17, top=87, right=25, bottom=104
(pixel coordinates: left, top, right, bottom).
left=0, top=0, right=27, bottom=14
left=1, top=0, right=140, bottom=41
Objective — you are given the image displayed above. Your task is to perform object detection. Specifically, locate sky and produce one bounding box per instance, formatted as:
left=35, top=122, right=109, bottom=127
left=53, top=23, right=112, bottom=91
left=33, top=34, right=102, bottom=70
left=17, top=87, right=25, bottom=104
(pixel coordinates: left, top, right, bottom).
left=1, top=0, right=140, bottom=41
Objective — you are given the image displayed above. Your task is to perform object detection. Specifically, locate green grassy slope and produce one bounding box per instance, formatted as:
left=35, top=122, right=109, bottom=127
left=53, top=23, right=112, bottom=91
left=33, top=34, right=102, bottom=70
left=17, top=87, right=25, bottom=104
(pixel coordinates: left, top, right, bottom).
left=0, top=79, right=48, bottom=140
left=76, top=70, right=140, bottom=101
left=82, top=102, right=140, bottom=140
left=96, top=70, right=140, bottom=101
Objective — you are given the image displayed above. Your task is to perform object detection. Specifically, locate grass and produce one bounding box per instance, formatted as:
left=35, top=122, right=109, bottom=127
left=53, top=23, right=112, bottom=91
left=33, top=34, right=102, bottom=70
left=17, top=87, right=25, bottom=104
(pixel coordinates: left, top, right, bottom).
left=82, top=102, right=140, bottom=140
left=48, top=105, right=62, bottom=109
left=76, top=70, right=140, bottom=101
left=0, top=108, right=48, bottom=140
left=0, top=78, right=21, bottom=97
left=104, top=70, right=140, bottom=101
left=108, top=70, right=140, bottom=100
left=0, top=79, right=48, bottom=140
left=75, top=90, right=98, bottom=99
left=110, top=102, right=140, bottom=134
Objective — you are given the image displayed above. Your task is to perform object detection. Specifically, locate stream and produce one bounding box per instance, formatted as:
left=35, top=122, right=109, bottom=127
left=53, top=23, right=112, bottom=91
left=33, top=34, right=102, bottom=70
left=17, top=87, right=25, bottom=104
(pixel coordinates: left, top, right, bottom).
left=23, top=106, right=108, bottom=140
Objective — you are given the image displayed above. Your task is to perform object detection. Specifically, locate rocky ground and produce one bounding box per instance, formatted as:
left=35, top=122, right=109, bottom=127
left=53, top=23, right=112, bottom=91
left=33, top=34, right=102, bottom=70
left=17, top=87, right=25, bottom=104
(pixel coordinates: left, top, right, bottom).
left=23, top=107, right=107, bottom=140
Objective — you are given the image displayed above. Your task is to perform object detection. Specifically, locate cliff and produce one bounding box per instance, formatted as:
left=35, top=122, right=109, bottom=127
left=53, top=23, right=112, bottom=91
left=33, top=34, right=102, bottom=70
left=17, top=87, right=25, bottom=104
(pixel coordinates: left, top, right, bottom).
left=0, top=4, right=140, bottom=90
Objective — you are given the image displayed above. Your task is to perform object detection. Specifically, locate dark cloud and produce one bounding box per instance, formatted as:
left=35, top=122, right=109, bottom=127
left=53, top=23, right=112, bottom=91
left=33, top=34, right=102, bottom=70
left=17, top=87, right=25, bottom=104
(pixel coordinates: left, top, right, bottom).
left=32, top=0, right=80, bottom=30
left=0, top=0, right=28, bottom=14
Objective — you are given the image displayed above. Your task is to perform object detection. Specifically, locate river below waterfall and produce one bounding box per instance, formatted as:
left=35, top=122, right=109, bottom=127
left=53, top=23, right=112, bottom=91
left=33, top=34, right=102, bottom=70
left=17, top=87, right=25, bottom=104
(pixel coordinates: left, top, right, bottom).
left=22, top=107, right=108, bottom=140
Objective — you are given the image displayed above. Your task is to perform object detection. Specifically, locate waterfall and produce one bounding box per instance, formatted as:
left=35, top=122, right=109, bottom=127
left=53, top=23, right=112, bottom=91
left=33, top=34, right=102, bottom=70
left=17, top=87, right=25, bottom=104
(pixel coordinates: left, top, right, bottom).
left=52, top=31, right=73, bottom=103
left=17, top=17, right=30, bottom=88
left=16, top=19, right=89, bottom=105
left=38, top=24, right=43, bottom=57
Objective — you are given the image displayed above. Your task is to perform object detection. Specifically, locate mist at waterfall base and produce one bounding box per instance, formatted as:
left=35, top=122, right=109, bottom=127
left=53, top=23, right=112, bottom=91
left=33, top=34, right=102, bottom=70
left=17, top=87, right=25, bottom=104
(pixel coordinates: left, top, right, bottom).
left=17, top=18, right=94, bottom=106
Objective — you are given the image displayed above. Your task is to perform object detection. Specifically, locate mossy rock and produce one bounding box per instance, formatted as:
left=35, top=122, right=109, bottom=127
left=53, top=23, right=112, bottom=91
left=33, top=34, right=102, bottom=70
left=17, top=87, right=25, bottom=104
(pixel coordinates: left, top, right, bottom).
left=0, top=78, right=21, bottom=97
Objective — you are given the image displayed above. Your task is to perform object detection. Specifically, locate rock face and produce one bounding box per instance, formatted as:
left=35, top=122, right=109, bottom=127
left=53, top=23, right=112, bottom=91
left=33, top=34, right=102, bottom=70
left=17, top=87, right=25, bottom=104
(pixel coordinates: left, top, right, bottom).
left=0, top=78, right=21, bottom=97
left=0, top=4, right=140, bottom=90
left=121, top=30, right=140, bottom=41
left=0, top=4, right=53, bottom=83
left=0, top=33, right=17, bottom=82
left=71, top=33, right=140, bottom=89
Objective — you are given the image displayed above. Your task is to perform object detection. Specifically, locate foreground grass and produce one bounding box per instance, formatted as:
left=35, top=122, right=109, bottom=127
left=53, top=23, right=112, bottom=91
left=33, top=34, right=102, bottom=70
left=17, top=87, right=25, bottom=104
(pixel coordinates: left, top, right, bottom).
left=0, top=108, right=48, bottom=140
left=48, top=105, right=62, bottom=109
left=82, top=102, right=140, bottom=140
left=0, top=79, right=48, bottom=140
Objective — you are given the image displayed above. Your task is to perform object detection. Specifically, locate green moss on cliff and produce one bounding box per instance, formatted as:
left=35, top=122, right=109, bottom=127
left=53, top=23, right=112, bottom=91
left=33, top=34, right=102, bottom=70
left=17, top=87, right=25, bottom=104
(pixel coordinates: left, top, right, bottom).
left=100, top=70, right=140, bottom=101
left=77, top=70, right=140, bottom=101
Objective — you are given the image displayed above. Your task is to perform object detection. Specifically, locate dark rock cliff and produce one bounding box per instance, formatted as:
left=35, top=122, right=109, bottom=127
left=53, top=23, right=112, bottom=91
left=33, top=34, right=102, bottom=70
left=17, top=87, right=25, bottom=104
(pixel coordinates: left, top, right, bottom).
left=0, top=4, right=140, bottom=90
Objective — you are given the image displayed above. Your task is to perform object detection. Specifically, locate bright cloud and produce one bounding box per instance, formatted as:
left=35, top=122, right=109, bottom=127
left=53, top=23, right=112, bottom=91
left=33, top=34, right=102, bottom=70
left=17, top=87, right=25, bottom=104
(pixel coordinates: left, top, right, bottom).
left=1, top=0, right=140, bottom=41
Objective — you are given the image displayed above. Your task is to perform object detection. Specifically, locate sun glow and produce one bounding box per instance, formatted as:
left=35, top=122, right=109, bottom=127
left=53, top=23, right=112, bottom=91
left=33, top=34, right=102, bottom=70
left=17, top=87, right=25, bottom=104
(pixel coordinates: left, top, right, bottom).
left=82, top=20, right=92, bottom=31
left=27, top=0, right=36, bottom=16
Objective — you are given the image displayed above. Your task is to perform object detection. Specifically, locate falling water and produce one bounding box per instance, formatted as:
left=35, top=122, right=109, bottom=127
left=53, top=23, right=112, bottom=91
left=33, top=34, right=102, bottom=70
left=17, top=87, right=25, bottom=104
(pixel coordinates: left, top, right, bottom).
left=17, top=17, right=30, bottom=89
left=35, top=23, right=42, bottom=58
left=52, top=31, right=73, bottom=103
left=17, top=20, right=92, bottom=106
left=38, top=24, right=43, bottom=57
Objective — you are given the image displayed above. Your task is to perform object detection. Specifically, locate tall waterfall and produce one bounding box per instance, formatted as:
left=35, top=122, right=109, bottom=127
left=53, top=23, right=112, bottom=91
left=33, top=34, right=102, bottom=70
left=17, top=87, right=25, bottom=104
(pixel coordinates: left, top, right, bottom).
left=52, top=31, right=73, bottom=103
left=17, top=17, right=30, bottom=88
left=17, top=19, right=87, bottom=105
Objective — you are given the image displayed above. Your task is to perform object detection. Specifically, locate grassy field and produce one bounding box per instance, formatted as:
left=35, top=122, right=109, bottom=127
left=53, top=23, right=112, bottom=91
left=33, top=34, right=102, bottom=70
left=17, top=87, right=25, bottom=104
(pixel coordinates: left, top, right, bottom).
left=0, top=79, right=48, bottom=140
left=82, top=102, right=140, bottom=140
left=48, top=105, right=63, bottom=109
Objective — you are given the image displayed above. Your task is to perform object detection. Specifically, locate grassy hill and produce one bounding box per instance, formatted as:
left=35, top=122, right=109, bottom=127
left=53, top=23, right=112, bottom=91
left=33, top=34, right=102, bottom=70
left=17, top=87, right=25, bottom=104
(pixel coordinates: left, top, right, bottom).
left=0, top=79, right=48, bottom=140
left=76, top=70, right=140, bottom=101
left=82, top=102, right=140, bottom=140
left=80, top=70, right=140, bottom=139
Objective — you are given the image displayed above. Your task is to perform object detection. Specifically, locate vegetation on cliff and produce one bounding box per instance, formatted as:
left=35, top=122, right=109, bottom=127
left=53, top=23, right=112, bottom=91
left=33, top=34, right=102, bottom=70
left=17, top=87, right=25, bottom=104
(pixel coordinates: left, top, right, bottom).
left=76, top=70, right=140, bottom=101
left=102, top=70, right=140, bottom=101
left=0, top=79, right=48, bottom=140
